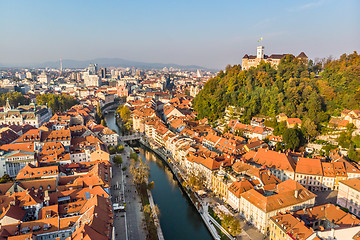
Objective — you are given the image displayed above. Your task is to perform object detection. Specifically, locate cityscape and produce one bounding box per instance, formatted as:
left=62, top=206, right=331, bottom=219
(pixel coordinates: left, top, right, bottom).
left=0, top=1, right=359, bottom=240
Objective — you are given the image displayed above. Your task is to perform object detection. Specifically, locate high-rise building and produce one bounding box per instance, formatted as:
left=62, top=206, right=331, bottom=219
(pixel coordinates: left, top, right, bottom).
left=25, top=71, right=32, bottom=79
left=83, top=72, right=101, bottom=87
left=100, top=68, right=107, bottom=78
left=38, top=71, right=50, bottom=84
left=88, top=63, right=98, bottom=75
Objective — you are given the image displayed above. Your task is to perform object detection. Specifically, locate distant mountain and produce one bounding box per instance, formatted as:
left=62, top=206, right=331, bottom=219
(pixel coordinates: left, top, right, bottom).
left=0, top=58, right=212, bottom=71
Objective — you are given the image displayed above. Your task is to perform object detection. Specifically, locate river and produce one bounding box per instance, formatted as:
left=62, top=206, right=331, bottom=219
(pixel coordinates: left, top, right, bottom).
left=105, top=112, right=212, bottom=240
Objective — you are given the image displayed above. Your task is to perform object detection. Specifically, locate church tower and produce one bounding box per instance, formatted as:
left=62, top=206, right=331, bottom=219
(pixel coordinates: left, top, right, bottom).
left=257, top=46, right=264, bottom=59
left=4, top=98, right=11, bottom=112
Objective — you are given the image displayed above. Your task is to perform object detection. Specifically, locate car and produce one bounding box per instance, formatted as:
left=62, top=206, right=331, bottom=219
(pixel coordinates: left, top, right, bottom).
left=113, top=203, right=126, bottom=211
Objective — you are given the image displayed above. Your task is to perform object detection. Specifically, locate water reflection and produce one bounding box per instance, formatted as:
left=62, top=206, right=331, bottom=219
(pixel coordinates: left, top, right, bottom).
left=141, top=148, right=178, bottom=188
left=104, top=112, right=120, bottom=133
left=139, top=147, right=212, bottom=240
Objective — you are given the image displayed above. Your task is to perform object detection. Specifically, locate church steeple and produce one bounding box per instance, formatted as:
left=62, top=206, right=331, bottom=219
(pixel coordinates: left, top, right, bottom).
left=4, top=98, right=12, bottom=112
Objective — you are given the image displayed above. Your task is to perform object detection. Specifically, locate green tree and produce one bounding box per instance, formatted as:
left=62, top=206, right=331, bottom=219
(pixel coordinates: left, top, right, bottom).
left=117, top=145, right=124, bottom=153
left=301, top=118, right=319, bottom=141
left=348, top=143, right=360, bottom=162
left=113, top=155, right=123, bottom=165
left=283, top=128, right=302, bottom=150
left=273, top=121, right=287, bottom=136
left=338, top=131, right=352, bottom=148
left=36, top=93, right=78, bottom=113
left=97, top=103, right=102, bottom=116
left=130, top=152, right=138, bottom=161
left=0, top=174, right=11, bottom=183
left=0, top=92, right=30, bottom=107
left=108, top=146, right=116, bottom=154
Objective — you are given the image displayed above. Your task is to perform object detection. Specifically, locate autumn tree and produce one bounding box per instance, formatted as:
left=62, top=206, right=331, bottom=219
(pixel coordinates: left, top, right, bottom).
left=301, top=118, right=319, bottom=141
left=129, top=160, right=150, bottom=185
left=220, top=213, right=242, bottom=236
left=0, top=92, right=30, bottom=107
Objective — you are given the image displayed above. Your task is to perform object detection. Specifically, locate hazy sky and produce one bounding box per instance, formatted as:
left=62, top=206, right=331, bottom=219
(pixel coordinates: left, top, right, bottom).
left=0, top=0, right=359, bottom=69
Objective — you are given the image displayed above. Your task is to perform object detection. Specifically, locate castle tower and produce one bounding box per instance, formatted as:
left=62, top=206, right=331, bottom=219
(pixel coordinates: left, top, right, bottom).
left=257, top=46, right=264, bottom=59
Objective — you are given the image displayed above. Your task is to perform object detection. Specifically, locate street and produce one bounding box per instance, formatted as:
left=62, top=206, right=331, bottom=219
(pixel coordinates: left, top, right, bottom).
left=111, top=143, right=146, bottom=240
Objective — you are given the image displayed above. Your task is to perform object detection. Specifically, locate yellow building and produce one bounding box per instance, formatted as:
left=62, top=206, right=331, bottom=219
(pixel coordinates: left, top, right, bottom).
left=269, top=212, right=315, bottom=240
left=333, top=162, right=348, bottom=190
left=211, top=168, right=232, bottom=200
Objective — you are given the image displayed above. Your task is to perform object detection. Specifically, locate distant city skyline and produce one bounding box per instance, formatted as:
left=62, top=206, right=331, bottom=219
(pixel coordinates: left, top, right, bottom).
left=0, top=0, right=359, bottom=69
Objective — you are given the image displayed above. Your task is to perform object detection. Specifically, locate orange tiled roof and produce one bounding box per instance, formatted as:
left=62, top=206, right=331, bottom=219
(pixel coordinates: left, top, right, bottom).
left=271, top=212, right=314, bottom=240
left=16, top=164, right=59, bottom=180
left=241, top=179, right=316, bottom=212
left=294, top=203, right=360, bottom=228
left=253, top=148, right=296, bottom=172
left=228, top=179, right=254, bottom=198
left=295, top=157, right=323, bottom=176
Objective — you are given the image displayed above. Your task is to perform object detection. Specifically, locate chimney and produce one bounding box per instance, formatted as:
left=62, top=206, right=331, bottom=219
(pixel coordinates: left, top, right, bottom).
left=294, top=189, right=299, bottom=198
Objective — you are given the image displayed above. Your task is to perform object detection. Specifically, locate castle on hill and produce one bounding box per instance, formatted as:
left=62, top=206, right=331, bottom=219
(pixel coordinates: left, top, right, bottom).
left=242, top=46, right=308, bottom=70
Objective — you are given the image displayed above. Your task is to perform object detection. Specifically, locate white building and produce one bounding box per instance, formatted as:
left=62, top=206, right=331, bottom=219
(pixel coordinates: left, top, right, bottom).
left=0, top=99, right=52, bottom=128
left=38, top=72, right=50, bottom=84
left=83, top=72, right=101, bottom=87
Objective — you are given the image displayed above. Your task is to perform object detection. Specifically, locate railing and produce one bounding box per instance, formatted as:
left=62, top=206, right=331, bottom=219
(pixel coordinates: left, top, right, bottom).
left=118, top=133, right=142, bottom=141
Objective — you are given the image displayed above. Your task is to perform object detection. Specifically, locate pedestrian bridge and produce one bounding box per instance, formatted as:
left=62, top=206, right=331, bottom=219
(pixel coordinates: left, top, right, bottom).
left=118, top=133, right=142, bottom=141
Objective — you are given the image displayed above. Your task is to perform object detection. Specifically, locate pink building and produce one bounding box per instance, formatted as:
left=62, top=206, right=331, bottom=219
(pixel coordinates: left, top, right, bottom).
left=337, top=178, right=360, bottom=216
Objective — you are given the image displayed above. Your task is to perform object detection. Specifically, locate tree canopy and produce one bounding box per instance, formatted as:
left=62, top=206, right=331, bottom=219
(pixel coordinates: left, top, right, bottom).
left=193, top=52, right=360, bottom=123
left=36, top=93, right=78, bottom=114
left=0, top=92, right=30, bottom=107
